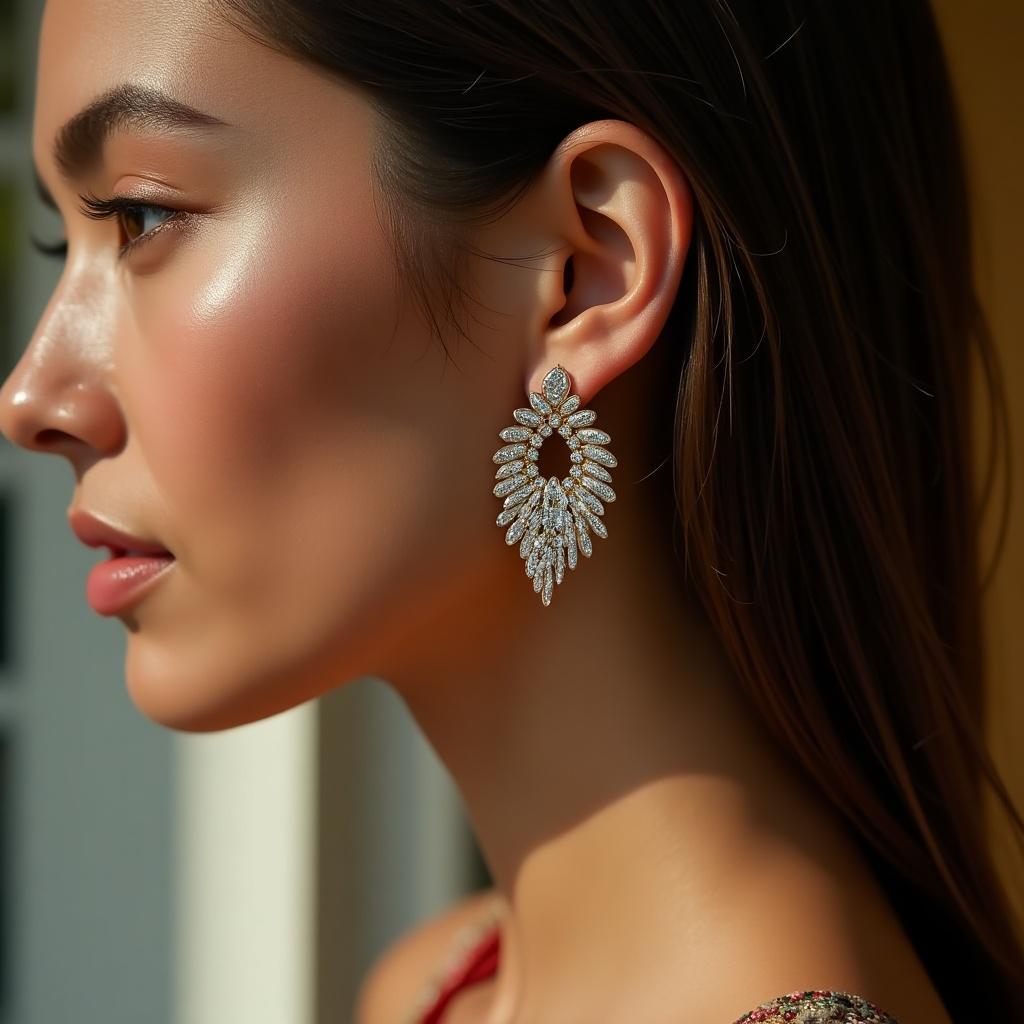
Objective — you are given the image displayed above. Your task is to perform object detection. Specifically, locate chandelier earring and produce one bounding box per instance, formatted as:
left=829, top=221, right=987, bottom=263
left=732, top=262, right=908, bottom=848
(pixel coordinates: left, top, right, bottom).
left=491, top=364, right=617, bottom=607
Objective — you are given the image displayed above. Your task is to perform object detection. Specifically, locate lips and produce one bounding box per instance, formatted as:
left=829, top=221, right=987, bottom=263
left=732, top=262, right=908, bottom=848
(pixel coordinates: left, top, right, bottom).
left=68, top=507, right=173, bottom=558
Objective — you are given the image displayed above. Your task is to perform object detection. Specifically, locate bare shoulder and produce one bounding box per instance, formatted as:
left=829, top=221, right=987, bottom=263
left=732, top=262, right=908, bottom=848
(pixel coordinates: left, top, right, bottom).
left=354, top=887, right=506, bottom=1024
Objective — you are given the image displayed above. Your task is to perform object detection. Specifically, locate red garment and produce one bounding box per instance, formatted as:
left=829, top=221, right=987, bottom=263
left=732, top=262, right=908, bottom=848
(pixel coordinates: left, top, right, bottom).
left=417, top=924, right=501, bottom=1023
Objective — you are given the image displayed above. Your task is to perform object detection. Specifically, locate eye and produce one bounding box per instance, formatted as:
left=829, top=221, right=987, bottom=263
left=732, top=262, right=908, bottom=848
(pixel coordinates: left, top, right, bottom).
left=29, top=192, right=188, bottom=261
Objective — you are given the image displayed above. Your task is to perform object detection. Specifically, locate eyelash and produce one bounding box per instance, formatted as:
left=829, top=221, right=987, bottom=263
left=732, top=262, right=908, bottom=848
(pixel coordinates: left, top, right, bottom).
left=29, top=191, right=186, bottom=261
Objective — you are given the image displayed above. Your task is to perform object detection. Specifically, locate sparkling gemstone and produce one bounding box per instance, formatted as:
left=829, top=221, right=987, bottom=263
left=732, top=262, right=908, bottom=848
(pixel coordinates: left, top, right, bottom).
left=529, top=434, right=544, bottom=448
left=527, top=448, right=539, bottom=460
left=495, top=459, right=525, bottom=479
left=548, top=414, right=562, bottom=427
left=499, top=425, right=532, bottom=442
left=577, top=505, right=608, bottom=538
left=581, top=476, right=616, bottom=502
left=539, top=424, right=552, bottom=437
left=570, top=466, right=582, bottom=477
left=566, top=409, right=596, bottom=428
left=505, top=517, right=529, bottom=545
left=513, top=408, right=543, bottom=427
left=581, top=460, right=611, bottom=482
left=580, top=443, right=616, bottom=467
left=493, top=474, right=528, bottom=497
left=528, top=391, right=552, bottom=416
left=576, top=522, right=593, bottom=557
left=493, top=443, right=528, bottom=463
left=519, top=530, right=534, bottom=559
left=558, top=425, right=572, bottom=438
left=559, top=395, right=581, bottom=415
left=503, top=482, right=535, bottom=508
left=541, top=365, right=571, bottom=406
left=570, top=452, right=584, bottom=464
left=575, top=427, right=611, bottom=445
left=573, top=487, right=604, bottom=515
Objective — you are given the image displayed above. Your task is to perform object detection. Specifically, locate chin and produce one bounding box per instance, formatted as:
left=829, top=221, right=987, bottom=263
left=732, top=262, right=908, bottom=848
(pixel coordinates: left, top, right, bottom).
left=122, top=636, right=332, bottom=734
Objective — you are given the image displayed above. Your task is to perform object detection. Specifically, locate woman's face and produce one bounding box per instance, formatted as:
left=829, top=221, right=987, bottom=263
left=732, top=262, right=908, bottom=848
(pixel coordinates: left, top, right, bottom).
left=0, top=0, right=540, bottom=730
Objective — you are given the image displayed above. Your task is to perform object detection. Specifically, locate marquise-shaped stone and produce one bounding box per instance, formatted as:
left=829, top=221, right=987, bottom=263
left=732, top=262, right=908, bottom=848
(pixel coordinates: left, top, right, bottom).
left=494, top=443, right=528, bottom=464
left=494, top=474, right=529, bottom=498
left=581, top=444, right=617, bottom=468
left=543, top=474, right=569, bottom=508
left=526, top=542, right=542, bottom=578
left=581, top=460, right=612, bottom=483
left=577, top=505, right=608, bottom=538
left=573, top=487, right=605, bottom=516
left=499, top=425, right=532, bottom=442
left=505, top=517, right=529, bottom=545
left=575, top=427, right=611, bottom=445
left=565, top=517, right=578, bottom=568
left=513, top=408, right=543, bottom=427
left=503, top=482, right=535, bottom=508
left=541, top=365, right=571, bottom=407
left=528, top=391, right=552, bottom=416
left=519, top=526, right=536, bottom=559
left=581, top=476, right=616, bottom=503
left=496, top=506, right=521, bottom=526
left=542, top=563, right=554, bottom=605
left=495, top=459, right=525, bottom=479
left=566, top=409, right=596, bottom=428
left=559, top=394, right=581, bottom=415
left=575, top=517, right=593, bottom=557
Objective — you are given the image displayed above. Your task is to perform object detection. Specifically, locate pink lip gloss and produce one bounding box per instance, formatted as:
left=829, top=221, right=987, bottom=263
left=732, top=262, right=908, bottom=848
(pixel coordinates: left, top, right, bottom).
left=85, top=553, right=176, bottom=616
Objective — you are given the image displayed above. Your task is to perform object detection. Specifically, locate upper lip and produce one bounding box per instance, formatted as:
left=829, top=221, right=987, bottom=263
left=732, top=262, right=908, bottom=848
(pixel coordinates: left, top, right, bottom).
left=68, top=507, right=173, bottom=557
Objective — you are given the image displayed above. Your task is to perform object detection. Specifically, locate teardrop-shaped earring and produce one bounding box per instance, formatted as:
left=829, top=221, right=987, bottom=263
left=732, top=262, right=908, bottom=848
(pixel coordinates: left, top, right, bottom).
left=491, top=364, right=617, bottom=607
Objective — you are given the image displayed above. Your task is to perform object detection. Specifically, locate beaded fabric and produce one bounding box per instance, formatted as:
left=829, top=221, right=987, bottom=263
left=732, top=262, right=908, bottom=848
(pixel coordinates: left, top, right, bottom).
left=732, top=989, right=900, bottom=1023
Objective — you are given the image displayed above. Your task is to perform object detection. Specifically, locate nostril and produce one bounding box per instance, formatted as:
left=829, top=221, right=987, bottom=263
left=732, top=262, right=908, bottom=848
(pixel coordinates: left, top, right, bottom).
left=31, top=427, right=83, bottom=452
left=0, top=385, right=127, bottom=458
left=36, top=428, right=71, bottom=445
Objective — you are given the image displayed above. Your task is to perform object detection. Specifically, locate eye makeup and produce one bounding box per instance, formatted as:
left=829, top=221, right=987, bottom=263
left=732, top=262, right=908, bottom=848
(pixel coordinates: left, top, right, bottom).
left=30, top=191, right=188, bottom=261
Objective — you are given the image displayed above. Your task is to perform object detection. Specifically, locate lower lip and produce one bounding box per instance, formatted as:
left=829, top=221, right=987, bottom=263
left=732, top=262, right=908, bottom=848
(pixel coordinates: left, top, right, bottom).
left=85, top=554, right=176, bottom=616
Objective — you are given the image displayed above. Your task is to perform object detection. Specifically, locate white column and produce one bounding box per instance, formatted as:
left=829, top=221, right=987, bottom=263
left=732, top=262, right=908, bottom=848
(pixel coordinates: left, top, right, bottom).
left=173, top=702, right=317, bottom=1024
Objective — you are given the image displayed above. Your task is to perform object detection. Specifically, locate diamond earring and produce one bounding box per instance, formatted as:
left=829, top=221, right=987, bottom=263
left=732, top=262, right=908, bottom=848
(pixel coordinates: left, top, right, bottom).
left=491, top=364, right=617, bottom=607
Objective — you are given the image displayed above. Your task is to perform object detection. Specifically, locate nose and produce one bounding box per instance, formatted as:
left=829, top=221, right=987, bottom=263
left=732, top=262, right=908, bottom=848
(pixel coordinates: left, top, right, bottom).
left=0, top=316, right=126, bottom=470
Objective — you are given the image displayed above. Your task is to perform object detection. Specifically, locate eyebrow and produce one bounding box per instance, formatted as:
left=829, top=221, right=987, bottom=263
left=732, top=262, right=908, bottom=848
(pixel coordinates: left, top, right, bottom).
left=33, top=82, right=232, bottom=210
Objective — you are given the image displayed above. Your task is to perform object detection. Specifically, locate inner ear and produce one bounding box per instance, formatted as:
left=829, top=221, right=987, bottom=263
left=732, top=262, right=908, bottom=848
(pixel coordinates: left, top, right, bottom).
left=549, top=205, right=633, bottom=330
left=550, top=257, right=576, bottom=328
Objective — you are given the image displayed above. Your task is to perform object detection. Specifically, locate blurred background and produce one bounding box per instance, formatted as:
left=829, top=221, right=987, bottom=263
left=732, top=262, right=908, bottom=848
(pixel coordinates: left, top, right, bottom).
left=0, top=1, right=1020, bottom=1022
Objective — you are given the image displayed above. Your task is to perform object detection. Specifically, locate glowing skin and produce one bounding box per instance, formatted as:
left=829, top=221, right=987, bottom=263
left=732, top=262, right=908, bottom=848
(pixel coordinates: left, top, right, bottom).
left=0, top=3, right=952, bottom=1022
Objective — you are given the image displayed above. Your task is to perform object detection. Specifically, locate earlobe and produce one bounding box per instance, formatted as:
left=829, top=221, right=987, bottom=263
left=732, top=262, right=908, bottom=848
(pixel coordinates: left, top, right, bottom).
left=527, top=119, right=692, bottom=406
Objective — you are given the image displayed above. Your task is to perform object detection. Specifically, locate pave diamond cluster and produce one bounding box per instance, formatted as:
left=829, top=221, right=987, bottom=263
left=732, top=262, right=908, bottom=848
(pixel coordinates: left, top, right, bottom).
left=491, top=364, right=617, bottom=607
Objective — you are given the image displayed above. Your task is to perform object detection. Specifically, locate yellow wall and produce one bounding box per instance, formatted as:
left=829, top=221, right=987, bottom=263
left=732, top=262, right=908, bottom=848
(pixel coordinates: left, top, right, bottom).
left=931, top=0, right=1024, bottom=927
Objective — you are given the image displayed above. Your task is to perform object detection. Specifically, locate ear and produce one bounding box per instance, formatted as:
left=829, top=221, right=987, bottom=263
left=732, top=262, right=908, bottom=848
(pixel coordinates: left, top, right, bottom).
left=524, top=119, right=693, bottom=406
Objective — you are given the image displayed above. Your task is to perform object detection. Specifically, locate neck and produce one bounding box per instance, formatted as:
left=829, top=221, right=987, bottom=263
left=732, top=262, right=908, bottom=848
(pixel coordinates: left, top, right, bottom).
left=384, top=374, right=856, bottom=1020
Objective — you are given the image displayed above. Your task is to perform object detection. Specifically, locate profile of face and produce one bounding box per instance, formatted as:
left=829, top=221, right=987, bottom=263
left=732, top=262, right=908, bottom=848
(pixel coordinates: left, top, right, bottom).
left=0, top=0, right=689, bottom=733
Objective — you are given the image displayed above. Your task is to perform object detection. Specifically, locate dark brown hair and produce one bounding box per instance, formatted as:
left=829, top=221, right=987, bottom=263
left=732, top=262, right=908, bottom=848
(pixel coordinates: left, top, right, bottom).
left=211, top=1, right=1023, bottom=1017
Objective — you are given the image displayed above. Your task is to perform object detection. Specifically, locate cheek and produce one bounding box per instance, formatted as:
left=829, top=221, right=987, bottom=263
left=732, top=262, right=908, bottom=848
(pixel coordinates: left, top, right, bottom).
left=115, top=189, right=504, bottom=720
left=131, top=200, right=421, bottom=574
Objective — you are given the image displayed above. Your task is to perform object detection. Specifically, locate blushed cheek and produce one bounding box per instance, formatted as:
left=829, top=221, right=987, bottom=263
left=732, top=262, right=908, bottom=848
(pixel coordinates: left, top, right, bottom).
left=122, top=192, right=451, bottom=612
